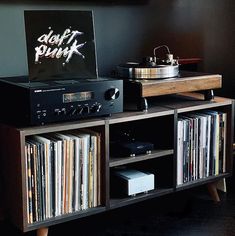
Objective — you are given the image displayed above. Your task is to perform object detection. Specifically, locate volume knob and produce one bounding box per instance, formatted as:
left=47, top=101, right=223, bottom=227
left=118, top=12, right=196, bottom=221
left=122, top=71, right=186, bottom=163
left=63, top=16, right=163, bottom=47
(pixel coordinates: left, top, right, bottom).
left=105, top=88, right=120, bottom=100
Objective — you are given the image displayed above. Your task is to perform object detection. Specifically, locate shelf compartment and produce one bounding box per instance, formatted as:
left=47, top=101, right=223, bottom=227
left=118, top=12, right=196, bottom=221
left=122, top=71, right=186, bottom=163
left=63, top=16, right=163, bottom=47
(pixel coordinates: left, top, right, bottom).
left=109, top=149, right=174, bottom=167
left=109, top=188, right=174, bottom=210
left=109, top=115, right=174, bottom=160
left=175, top=104, right=234, bottom=187
left=0, top=122, right=107, bottom=232
left=110, top=156, right=174, bottom=205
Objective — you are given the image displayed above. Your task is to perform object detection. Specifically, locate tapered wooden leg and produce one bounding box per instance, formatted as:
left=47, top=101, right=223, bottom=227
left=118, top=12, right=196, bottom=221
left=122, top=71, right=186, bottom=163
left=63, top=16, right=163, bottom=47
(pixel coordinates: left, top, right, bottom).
left=207, top=182, right=220, bottom=203
left=216, top=178, right=227, bottom=193
left=37, top=227, right=49, bottom=236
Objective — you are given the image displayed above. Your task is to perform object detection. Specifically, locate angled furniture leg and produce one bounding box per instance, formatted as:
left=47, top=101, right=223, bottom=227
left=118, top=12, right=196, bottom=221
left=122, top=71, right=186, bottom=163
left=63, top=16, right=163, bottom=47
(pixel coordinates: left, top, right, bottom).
left=37, top=227, right=49, bottom=236
left=207, top=182, right=220, bottom=203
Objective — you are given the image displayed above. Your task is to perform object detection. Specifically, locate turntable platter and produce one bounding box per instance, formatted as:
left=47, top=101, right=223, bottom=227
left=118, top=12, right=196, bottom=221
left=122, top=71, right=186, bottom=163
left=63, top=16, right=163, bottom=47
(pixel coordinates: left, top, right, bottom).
left=117, top=63, right=179, bottom=79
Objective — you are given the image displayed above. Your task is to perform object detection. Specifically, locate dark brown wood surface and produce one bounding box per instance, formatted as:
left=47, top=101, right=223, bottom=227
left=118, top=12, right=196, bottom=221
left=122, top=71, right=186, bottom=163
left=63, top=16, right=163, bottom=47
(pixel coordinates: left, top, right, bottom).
left=178, top=58, right=202, bottom=65
left=141, top=73, right=222, bottom=97
left=0, top=124, right=24, bottom=230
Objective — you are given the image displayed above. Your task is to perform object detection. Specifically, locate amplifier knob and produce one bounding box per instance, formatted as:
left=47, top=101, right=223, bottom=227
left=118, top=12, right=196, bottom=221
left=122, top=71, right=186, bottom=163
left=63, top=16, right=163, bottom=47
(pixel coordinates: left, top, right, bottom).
left=72, top=109, right=77, bottom=115
left=83, top=105, right=90, bottom=114
left=105, top=88, right=120, bottom=100
left=61, top=108, right=66, bottom=115
left=91, top=104, right=102, bottom=113
left=77, top=106, right=83, bottom=115
left=68, top=108, right=77, bottom=116
left=54, top=109, right=61, bottom=116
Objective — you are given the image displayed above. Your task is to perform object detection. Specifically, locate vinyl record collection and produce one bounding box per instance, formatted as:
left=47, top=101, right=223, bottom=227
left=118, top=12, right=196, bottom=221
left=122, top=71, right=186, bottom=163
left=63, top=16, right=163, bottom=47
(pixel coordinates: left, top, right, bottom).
left=25, top=129, right=101, bottom=223
left=177, top=110, right=227, bottom=185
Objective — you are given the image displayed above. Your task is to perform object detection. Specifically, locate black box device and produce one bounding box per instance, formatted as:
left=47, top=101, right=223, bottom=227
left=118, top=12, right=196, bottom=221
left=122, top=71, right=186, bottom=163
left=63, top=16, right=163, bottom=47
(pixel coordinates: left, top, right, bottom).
left=0, top=76, right=123, bottom=126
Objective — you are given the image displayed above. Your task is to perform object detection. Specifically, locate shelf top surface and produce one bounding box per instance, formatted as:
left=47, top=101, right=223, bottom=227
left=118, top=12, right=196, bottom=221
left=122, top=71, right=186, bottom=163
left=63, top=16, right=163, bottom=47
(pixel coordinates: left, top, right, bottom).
left=109, top=149, right=174, bottom=167
left=107, top=105, right=174, bottom=124
left=16, top=117, right=106, bottom=135
left=158, top=92, right=233, bottom=113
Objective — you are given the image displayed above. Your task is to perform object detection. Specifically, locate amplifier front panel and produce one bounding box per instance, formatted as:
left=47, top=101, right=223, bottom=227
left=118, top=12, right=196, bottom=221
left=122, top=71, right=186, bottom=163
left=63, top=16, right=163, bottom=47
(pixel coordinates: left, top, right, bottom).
left=30, top=79, right=123, bottom=125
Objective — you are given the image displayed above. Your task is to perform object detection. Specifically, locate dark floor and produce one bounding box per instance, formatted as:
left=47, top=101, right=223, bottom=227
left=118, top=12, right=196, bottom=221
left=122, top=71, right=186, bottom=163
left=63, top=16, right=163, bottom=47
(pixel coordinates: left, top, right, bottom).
left=2, top=175, right=235, bottom=236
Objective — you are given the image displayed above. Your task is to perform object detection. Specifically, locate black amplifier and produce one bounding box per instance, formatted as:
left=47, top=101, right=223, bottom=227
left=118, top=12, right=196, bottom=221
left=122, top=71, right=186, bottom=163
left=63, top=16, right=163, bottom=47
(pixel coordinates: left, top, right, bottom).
left=0, top=77, right=123, bottom=126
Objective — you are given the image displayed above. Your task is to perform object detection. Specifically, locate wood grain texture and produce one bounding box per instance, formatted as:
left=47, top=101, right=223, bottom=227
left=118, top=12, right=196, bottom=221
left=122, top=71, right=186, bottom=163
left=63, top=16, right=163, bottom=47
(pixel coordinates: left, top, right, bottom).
left=141, top=74, right=222, bottom=97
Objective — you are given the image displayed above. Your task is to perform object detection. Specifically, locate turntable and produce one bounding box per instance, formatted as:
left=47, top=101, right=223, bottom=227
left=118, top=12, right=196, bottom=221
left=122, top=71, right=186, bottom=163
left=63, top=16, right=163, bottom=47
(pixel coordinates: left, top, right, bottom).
left=117, top=45, right=179, bottom=79
left=116, top=45, right=222, bottom=111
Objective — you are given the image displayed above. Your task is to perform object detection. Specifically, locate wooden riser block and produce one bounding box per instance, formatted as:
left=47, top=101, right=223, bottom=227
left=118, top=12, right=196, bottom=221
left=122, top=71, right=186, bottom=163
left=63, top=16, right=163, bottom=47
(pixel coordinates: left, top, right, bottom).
left=140, top=73, right=222, bottom=97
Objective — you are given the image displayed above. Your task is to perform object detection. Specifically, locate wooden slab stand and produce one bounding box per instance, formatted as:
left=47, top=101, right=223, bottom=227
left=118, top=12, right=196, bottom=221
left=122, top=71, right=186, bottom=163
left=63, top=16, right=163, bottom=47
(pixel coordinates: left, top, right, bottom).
left=140, top=73, right=222, bottom=98
left=123, top=72, right=222, bottom=111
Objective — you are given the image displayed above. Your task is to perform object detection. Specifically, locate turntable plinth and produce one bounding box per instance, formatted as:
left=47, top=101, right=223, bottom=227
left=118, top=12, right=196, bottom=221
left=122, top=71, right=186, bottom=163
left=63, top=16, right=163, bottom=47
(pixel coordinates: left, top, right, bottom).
left=124, top=71, right=222, bottom=110
left=141, top=72, right=221, bottom=97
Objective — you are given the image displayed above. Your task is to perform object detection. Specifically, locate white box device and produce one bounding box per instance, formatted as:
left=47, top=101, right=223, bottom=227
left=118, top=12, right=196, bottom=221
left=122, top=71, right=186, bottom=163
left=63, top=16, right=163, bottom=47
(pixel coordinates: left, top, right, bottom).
left=113, top=169, right=155, bottom=196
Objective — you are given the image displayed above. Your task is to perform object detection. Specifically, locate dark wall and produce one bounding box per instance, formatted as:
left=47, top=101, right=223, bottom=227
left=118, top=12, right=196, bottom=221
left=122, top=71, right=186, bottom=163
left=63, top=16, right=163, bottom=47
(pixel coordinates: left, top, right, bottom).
left=0, top=0, right=234, bottom=98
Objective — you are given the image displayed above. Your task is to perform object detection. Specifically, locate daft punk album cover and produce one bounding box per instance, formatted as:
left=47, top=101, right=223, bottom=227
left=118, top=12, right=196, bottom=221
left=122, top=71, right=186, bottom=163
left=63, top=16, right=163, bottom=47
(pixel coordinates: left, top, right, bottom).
left=24, top=10, right=98, bottom=81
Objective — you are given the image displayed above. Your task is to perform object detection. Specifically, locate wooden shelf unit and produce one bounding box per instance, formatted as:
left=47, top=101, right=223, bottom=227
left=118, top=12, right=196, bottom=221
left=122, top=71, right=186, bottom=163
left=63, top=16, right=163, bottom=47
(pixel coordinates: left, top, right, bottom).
left=0, top=93, right=233, bottom=236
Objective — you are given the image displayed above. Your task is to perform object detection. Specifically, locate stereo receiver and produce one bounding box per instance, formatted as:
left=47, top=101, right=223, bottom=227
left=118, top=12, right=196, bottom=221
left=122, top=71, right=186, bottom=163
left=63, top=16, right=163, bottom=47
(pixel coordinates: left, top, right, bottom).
left=0, top=76, right=123, bottom=126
